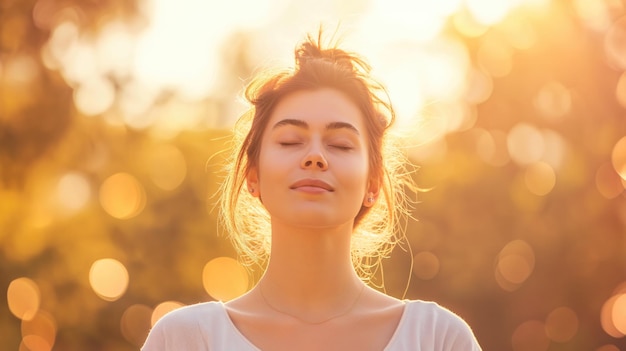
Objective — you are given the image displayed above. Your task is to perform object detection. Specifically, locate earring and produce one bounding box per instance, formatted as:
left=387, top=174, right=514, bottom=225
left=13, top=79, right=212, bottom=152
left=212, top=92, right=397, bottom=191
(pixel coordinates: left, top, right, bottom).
left=367, top=195, right=375, bottom=204
left=249, top=187, right=254, bottom=194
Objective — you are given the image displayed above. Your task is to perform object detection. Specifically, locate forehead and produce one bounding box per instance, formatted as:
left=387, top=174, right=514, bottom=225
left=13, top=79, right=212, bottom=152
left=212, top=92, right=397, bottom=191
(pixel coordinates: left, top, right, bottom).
left=267, top=88, right=364, bottom=131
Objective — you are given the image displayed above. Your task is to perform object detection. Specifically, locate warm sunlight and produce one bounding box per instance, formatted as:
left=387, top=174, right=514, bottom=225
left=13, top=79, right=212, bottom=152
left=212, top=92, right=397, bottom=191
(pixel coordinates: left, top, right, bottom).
left=133, top=0, right=276, bottom=100
left=5, top=0, right=626, bottom=350
left=39, top=0, right=555, bottom=137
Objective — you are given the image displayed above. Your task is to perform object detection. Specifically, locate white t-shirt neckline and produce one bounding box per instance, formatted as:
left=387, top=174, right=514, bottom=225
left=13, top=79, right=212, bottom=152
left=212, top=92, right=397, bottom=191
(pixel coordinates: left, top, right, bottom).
left=217, top=300, right=410, bottom=351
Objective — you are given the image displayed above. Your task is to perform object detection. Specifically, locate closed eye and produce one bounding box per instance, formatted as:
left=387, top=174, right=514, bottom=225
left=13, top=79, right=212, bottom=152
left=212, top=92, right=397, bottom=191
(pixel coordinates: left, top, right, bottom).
left=279, top=142, right=302, bottom=146
left=330, top=145, right=353, bottom=151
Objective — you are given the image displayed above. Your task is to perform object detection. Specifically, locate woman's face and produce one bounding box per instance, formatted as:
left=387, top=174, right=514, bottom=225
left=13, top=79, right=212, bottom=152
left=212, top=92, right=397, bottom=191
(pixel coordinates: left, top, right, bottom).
left=247, top=88, right=376, bottom=230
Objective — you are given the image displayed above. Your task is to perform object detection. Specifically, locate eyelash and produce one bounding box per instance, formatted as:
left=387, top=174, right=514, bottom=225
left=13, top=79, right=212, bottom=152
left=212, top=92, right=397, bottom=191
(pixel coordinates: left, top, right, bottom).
left=331, top=145, right=353, bottom=151
left=279, top=142, right=352, bottom=151
left=279, top=142, right=301, bottom=147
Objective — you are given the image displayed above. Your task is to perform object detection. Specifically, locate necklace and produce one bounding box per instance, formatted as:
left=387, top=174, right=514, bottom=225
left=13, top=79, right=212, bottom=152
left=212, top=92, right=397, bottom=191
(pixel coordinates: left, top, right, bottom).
left=258, top=282, right=366, bottom=325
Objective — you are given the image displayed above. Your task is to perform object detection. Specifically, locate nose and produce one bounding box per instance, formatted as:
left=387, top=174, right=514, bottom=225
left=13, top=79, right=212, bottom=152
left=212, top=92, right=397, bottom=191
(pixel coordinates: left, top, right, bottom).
left=301, top=146, right=328, bottom=170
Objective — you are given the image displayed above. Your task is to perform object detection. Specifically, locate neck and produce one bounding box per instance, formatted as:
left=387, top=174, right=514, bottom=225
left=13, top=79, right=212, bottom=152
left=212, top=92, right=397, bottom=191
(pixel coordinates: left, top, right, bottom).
left=257, top=219, right=365, bottom=320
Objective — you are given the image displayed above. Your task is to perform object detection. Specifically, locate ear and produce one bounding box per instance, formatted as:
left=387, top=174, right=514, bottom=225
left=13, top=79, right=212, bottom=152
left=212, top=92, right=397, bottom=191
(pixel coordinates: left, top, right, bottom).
left=362, top=178, right=381, bottom=208
left=246, top=167, right=260, bottom=198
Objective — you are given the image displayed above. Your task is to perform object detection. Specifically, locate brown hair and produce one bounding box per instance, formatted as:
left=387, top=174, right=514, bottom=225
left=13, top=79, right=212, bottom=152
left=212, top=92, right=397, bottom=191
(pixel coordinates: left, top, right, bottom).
left=219, top=31, right=415, bottom=280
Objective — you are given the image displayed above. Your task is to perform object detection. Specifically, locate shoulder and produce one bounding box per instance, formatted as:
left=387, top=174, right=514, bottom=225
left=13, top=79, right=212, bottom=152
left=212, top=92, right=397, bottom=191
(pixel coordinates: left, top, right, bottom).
left=154, top=301, right=222, bottom=330
left=142, top=301, right=223, bottom=351
left=399, top=300, right=482, bottom=350
left=404, top=300, right=467, bottom=324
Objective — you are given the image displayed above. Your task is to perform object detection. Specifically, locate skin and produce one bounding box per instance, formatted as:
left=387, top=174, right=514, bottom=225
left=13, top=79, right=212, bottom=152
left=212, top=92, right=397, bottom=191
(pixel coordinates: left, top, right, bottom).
left=226, top=88, right=405, bottom=351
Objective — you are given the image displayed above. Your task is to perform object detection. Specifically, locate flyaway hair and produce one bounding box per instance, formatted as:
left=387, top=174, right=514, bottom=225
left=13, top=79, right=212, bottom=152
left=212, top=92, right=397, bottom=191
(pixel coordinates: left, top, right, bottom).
left=218, top=29, right=417, bottom=282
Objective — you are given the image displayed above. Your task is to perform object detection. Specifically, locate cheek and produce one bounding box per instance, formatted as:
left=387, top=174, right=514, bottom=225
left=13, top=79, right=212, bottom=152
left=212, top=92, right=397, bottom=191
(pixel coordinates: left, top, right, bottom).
left=257, top=148, right=292, bottom=185
left=338, top=157, right=370, bottom=189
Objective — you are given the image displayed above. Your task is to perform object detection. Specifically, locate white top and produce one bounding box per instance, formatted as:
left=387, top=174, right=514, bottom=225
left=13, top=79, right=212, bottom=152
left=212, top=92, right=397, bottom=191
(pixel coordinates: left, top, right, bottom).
left=142, top=300, right=481, bottom=351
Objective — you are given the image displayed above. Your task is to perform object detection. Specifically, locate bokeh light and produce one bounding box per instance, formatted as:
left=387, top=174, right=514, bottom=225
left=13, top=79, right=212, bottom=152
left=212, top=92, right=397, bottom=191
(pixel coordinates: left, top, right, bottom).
left=74, top=77, right=116, bottom=116
left=21, top=310, right=56, bottom=351
left=42, top=21, right=79, bottom=71
left=99, top=172, right=146, bottom=219
left=524, top=161, right=556, bottom=196
left=148, top=144, right=187, bottom=191
left=202, top=257, right=249, bottom=301
left=507, top=123, right=544, bottom=165
left=1, top=54, right=39, bottom=117
left=574, top=0, right=613, bottom=31
left=533, top=80, right=571, bottom=121
left=19, top=335, right=51, bottom=351
left=495, top=240, right=535, bottom=291
left=497, top=13, right=537, bottom=50
left=612, top=293, right=626, bottom=334
left=595, top=162, right=624, bottom=199
left=95, top=21, right=135, bottom=79
left=151, top=301, right=184, bottom=326
left=58, top=38, right=99, bottom=88
left=412, top=251, right=441, bottom=280
left=120, top=304, right=152, bottom=347
left=544, top=306, right=579, bottom=342
left=511, top=320, right=550, bottom=351
left=89, top=258, right=129, bottom=301
left=540, top=129, right=567, bottom=170
left=3, top=54, right=39, bottom=86
left=477, top=36, right=513, bottom=77
left=601, top=290, right=626, bottom=338
left=596, top=345, right=621, bottom=351
left=7, top=278, right=41, bottom=321
left=56, top=171, right=91, bottom=213
left=475, top=129, right=510, bottom=166
left=117, top=80, right=160, bottom=129
left=611, top=136, right=626, bottom=180
left=465, top=68, right=494, bottom=104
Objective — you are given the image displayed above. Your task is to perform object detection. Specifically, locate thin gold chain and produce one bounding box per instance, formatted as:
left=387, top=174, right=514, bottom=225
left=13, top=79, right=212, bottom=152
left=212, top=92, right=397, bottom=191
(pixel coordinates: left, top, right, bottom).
left=258, top=282, right=366, bottom=325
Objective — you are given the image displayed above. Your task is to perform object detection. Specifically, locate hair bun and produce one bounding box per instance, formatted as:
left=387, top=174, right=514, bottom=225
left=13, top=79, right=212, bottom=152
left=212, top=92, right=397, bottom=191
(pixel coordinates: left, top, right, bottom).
left=295, top=37, right=367, bottom=74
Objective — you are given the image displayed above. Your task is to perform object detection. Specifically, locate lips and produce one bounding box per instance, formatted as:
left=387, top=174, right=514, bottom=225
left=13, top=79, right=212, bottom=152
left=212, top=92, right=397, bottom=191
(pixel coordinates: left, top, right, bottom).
left=289, top=178, right=334, bottom=192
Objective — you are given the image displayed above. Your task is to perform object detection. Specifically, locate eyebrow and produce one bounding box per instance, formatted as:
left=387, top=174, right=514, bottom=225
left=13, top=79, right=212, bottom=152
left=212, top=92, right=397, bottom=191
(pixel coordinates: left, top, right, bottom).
left=272, top=118, right=360, bottom=135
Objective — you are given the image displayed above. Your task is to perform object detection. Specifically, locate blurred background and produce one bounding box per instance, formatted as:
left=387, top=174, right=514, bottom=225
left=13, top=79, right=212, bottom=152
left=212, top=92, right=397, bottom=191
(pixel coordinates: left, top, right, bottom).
left=1, top=0, right=625, bottom=350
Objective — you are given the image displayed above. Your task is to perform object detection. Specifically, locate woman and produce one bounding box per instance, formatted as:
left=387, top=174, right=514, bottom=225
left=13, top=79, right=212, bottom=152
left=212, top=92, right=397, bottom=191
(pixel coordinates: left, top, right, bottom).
left=142, top=32, right=482, bottom=351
